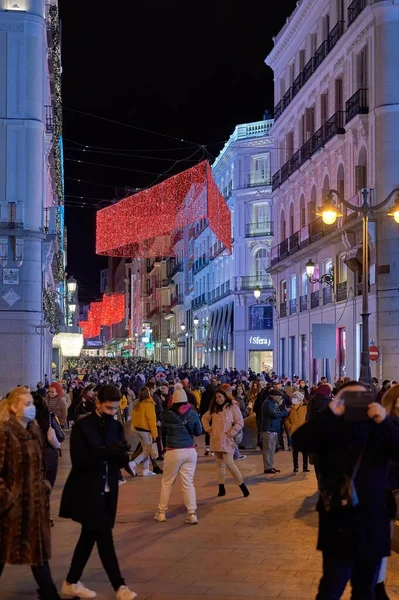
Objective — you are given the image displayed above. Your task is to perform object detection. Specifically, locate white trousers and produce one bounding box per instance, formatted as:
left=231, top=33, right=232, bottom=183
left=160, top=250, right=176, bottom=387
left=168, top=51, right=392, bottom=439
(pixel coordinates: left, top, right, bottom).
left=134, top=431, right=152, bottom=470
left=158, top=448, right=197, bottom=513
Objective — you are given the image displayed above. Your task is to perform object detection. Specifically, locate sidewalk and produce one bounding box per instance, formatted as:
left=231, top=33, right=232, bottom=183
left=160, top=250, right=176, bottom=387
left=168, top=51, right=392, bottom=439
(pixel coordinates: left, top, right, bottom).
left=1, top=439, right=399, bottom=600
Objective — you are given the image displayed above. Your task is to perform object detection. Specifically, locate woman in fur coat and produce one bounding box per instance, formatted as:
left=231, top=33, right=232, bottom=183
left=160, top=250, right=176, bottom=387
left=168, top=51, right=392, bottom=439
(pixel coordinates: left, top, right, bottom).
left=0, top=387, right=60, bottom=600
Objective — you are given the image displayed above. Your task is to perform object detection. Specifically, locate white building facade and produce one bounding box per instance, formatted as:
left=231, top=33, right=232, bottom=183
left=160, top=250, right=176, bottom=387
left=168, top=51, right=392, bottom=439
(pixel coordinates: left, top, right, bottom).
left=0, top=0, right=65, bottom=393
left=266, top=0, right=399, bottom=383
left=191, top=120, right=277, bottom=372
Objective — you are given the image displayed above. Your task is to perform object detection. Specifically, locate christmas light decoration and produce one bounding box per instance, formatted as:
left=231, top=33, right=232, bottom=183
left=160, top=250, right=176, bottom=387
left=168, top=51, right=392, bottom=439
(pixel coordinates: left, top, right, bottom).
left=53, top=332, right=84, bottom=357
left=96, top=161, right=232, bottom=258
left=79, top=293, right=125, bottom=338
left=48, top=5, right=63, bottom=205
left=43, top=285, right=60, bottom=333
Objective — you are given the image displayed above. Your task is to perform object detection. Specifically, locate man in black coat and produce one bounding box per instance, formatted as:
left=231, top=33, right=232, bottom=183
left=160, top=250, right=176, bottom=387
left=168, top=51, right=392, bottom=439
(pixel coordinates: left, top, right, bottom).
left=200, top=383, right=216, bottom=456
left=293, top=381, right=399, bottom=600
left=59, top=385, right=137, bottom=600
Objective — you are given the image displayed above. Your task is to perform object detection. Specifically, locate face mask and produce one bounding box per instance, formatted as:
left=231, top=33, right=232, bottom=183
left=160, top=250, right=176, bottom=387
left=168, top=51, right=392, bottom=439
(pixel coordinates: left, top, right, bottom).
left=22, top=405, right=36, bottom=422
left=101, top=412, right=115, bottom=422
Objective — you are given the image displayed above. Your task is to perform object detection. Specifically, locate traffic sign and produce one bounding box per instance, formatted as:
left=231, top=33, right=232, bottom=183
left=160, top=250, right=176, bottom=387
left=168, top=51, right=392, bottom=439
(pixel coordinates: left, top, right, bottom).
left=369, top=345, right=379, bottom=361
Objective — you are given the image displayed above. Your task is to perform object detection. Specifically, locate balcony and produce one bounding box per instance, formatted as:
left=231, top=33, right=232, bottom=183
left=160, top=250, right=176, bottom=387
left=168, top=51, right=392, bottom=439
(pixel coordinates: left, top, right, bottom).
left=0, top=222, right=23, bottom=230
left=209, top=241, right=226, bottom=261
left=245, top=222, right=274, bottom=238
left=280, top=303, right=287, bottom=318
left=336, top=281, right=348, bottom=302
left=314, top=41, right=327, bottom=70
left=238, top=174, right=272, bottom=190
left=345, top=89, right=369, bottom=124
left=191, top=294, right=207, bottom=310
left=273, top=114, right=345, bottom=191
left=310, top=291, right=319, bottom=309
left=170, top=293, right=184, bottom=307
left=168, top=261, right=183, bottom=278
left=193, top=256, right=209, bottom=275
left=288, top=231, right=299, bottom=255
left=238, top=275, right=273, bottom=291
left=289, top=299, right=297, bottom=315
left=348, top=0, right=367, bottom=26
left=45, top=105, right=54, bottom=133
left=323, top=286, right=333, bottom=305
left=300, top=295, right=308, bottom=312
left=207, top=281, right=231, bottom=305
left=279, top=238, right=289, bottom=260
left=328, top=21, right=344, bottom=52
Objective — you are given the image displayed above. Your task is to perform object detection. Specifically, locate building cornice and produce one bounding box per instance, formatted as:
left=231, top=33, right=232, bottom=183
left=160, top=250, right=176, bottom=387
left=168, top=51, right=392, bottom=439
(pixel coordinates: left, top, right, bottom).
left=265, top=0, right=319, bottom=69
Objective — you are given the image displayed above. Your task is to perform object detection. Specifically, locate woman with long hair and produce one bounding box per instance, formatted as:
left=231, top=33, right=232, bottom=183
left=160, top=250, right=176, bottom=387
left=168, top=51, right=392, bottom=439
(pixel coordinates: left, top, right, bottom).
left=45, top=382, right=67, bottom=427
left=202, top=389, right=249, bottom=498
left=128, top=387, right=158, bottom=477
left=0, top=387, right=60, bottom=599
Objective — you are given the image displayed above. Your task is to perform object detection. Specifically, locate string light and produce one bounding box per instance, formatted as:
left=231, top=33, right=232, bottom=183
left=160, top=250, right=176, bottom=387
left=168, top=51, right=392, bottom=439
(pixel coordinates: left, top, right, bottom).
left=96, top=160, right=232, bottom=258
left=79, top=293, right=125, bottom=338
left=43, top=285, right=60, bottom=333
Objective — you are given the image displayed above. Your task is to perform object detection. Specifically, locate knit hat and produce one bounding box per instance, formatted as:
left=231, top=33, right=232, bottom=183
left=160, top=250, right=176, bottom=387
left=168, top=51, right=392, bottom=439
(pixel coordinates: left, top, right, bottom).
left=316, top=384, right=332, bottom=397
left=172, top=382, right=188, bottom=404
left=49, top=382, right=63, bottom=397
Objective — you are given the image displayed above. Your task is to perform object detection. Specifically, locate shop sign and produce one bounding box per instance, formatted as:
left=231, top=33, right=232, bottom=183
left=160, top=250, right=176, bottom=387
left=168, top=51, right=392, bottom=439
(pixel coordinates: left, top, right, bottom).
left=249, top=336, right=272, bottom=347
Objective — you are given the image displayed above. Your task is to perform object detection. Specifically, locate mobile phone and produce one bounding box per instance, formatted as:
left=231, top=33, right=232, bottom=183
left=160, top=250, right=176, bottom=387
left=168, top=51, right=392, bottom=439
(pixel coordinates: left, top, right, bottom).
left=343, top=391, right=373, bottom=421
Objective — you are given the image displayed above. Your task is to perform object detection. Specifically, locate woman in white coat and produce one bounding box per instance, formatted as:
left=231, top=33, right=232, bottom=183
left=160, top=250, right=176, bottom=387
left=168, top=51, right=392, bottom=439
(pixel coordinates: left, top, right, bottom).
left=202, top=389, right=250, bottom=498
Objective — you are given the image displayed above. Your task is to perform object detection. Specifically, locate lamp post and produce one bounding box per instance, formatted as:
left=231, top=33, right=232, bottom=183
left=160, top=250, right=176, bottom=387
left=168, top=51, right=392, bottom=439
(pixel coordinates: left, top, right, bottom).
left=253, top=286, right=276, bottom=306
left=316, top=187, right=399, bottom=385
left=305, top=259, right=334, bottom=288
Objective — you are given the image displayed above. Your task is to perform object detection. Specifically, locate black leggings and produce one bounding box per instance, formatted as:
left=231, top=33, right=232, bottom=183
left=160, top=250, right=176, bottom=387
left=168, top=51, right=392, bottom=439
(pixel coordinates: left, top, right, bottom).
left=0, top=561, right=60, bottom=599
left=67, top=526, right=125, bottom=591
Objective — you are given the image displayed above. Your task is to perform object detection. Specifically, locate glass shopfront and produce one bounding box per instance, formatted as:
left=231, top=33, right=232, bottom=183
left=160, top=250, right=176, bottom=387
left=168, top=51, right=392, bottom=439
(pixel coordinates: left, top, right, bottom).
left=249, top=350, right=273, bottom=374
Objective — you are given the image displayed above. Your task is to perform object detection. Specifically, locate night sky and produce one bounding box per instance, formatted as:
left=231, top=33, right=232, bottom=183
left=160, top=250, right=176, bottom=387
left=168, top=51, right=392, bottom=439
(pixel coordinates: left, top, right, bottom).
left=58, top=0, right=298, bottom=302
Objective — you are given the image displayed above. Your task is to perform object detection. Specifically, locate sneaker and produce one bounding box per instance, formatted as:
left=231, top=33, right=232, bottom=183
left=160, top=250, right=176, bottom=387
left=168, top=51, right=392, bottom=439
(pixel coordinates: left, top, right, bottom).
left=127, top=461, right=136, bottom=476
left=235, top=454, right=247, bottom=460
left=210, top=452, right=214, bottom=457
left=116, top=585, right=138, bottom=600
left=152, top=466, right=163, bottom=474
left=142, top=469, right=156, bottom=477
left=185, top=513, right=198, bottom=525
left=154, top=511, right=167, bottom=522
left=204, top=447, right=210, bottom=456
left=61, top=580, right=97, bottom=599
left=272, top=468, right=281, bottom=473
left=118, top=477, right=126, bottom=486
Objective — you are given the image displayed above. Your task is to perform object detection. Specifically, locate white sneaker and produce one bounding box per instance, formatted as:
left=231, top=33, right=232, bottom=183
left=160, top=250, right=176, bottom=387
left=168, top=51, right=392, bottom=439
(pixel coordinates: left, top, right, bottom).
left=154, top=511, right=167, bottom=522
left=118, top=478, right=126, bottom=486
left=127, top=461, right=136, bottom=476
left=142, top=469, right=156, bottom=477
left=204, top=447, right=210, bottom=456
left=61, top=580, right=97, bottom=598
left=185, top=512, right=198, bottom=525
left=116, top=585, right=138, bottom=600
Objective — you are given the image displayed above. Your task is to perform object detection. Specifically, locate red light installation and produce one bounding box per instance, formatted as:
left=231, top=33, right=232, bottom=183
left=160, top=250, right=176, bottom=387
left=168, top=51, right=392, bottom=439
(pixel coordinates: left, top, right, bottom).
left=79, top=294, right=125, bottom=339
left=95, top=161, right=232, bottom=258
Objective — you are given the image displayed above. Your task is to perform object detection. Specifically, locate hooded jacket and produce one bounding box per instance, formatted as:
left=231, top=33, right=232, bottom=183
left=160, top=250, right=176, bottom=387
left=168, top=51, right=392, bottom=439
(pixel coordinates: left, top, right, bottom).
left=260, top=396, right=289, bottom=433
left=162, top=404, right=202, bottom=449
left=202, top=402, right=243, bottom=453
left=132, top=397, right=158, bottom=439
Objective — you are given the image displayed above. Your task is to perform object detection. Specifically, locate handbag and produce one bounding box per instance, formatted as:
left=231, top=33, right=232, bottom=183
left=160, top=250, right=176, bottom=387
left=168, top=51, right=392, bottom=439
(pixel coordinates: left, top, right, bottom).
left=320, top=452, right=363, bottom=513
left=47, top=413, right=61, bottom=450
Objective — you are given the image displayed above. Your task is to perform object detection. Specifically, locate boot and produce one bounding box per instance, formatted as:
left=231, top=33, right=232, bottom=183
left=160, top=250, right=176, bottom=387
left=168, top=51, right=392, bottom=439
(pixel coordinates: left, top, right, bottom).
left=217, top=484, right=226, bottom=497
left=239, top=483, right=250, bottom=497
left=375, top=582, right=390, bottom=600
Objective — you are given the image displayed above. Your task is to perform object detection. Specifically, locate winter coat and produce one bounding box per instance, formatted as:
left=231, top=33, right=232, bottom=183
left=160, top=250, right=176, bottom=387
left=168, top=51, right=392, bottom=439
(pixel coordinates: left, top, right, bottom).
left=285, top=402, right=307, bottom=436
left=293, top=409, right=399, bottom=559
left=0, top=416, right=51, bottom=565
left=59, top=411, right=129, bottom=530
left=200, top=384, right=216, bottom=416
left=162, top=404, right=202, bottom=449
left=202, top=402, right=243, bottom=454
left=235, top=394, right=249, bottom=419
left=44, top=395, right=67, bottom=425
left=131, top=398, right=158, bottom=439
left=260, top=398, right=289, bottom=433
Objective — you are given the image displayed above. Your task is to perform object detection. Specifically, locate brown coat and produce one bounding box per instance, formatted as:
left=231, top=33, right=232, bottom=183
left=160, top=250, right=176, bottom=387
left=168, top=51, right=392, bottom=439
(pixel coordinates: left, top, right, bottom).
left=0, top=416, right=51, bottom=565
left=285, top=402, right=307, bottom=435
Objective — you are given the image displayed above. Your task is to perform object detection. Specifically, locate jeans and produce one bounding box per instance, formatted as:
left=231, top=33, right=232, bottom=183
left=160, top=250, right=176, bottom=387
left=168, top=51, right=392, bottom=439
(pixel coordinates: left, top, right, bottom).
left=158, top=448, right=197, bottom=513
left=214, top=451, right=243, bottom=485
left=293, top=448, right=308, bottom=470
left=262, top=431, right=278, bottom=470
left=67, top=525, right=125, bottom=591
left=316, top=553, right=381, bottom=599
left=0, top=561, right=60, bottom=599
left=131, top=430, right=152, bottom=470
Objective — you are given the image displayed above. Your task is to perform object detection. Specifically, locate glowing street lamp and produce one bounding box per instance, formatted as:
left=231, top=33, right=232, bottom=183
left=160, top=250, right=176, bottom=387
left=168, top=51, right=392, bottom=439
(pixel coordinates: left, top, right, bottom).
left=180, top=322, right=186, bottom=332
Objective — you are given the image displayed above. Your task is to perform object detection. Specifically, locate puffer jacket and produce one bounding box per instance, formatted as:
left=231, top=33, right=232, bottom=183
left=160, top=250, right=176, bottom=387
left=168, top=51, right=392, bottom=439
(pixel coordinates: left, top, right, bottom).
left=131, top=398, right=157, bottom=439
left=260, top=397, right=289, bottom=433
left=162, top=404, right=202, bottom=449
left=202, top=402, right=243, bottom=454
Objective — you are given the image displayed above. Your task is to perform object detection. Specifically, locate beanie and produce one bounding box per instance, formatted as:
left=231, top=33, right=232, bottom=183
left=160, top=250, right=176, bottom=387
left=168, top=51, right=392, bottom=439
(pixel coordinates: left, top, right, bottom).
left=172, top=382, right=188, bottom=404
left=49, top=382, right=63, bottom=397
left=317, top=384, right=332, bottom=397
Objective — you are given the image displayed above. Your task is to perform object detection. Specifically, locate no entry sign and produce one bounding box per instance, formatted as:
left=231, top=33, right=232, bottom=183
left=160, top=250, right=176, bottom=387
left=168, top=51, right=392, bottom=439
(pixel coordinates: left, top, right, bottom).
left=369, top=345, right=380, bottom=361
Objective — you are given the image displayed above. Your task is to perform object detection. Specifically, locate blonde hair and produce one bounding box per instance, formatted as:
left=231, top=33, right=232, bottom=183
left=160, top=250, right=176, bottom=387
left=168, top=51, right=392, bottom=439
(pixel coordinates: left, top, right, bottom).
left=382, top=384, right=399, bottom=417
left=0, top=387, right=32, bottom=423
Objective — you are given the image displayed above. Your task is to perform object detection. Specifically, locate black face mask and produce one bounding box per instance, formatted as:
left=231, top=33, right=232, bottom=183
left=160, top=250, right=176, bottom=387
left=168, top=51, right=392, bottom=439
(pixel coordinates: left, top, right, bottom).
left=101, top=413, right=115, bottom=423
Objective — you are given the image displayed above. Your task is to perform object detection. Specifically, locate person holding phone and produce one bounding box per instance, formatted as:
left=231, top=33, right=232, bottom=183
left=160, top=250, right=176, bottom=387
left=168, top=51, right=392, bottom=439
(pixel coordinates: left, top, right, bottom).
left=292, top=381, right=399, bottom=600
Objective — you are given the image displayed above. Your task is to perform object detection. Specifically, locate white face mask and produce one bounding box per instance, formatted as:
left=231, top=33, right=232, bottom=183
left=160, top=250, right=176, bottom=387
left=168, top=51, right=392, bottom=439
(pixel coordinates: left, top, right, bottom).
left=291, top=398, right=300, bottom=405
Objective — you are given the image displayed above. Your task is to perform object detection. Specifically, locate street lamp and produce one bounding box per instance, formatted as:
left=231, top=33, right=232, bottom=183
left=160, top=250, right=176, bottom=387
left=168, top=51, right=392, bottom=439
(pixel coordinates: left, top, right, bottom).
left=166, top=337, right=171, bottom=345
left=193, top=316, right=199, bottom=327
left=180, top=322, right=186, bottom=332
left=305, top=259, right=334, bottom=288
left=318, top=187, right=399, bottom=385
left=66, top=276, right=77, bottom=294
left=253, top=286, right=276, bottom=307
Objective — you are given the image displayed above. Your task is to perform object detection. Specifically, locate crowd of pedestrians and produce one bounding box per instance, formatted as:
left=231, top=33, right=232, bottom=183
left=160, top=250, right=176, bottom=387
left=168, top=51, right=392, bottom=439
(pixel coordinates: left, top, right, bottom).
left=0, top=358, right=399, bottom=600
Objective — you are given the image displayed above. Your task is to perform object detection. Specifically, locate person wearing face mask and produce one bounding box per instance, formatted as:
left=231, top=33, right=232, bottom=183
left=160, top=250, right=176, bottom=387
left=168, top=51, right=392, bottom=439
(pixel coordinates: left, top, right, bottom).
left=59, top=384, right=137, bottom=600
left=285, top=389, right=309, bottom=473
left=0, top=387, right=61, bottom=600
left=202, top=389, right=250, bottom=498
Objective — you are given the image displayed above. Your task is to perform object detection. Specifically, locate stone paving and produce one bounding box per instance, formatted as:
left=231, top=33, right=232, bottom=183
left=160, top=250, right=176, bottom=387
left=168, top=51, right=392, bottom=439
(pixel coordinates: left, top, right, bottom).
left=2, top=437, right=399, bottom=600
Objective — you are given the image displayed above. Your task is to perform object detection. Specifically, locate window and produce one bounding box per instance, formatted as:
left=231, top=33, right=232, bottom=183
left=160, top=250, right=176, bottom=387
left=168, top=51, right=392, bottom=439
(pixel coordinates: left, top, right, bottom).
left=325, top=259, right=333, bottom=277
left=357, top=45, right=368, bottom=89
left=339, top=254, right=348, bottom=282
left=305, top=107, right=315, bottom=140
left=300, top=195, right=306, bottom=228
left=311, top=33, right=317, bottom=55
left=301, top=334, right=307, bottom=380
left=338, top=327, right=346, bottom=376
left=299, top=49, right=305, bottom=71
left=290, top=275, right=297, bottom=300
left=251, top=155, right=270, bottom=184
left=337, top=0, right=344, bottom=21
left=312, top=264, right=320, bottom=290
left=249, top=305, right=273, bottom=330
left=8, top=202, right=16, bottom=223
left=289, top=203, right=294, bottom=235
left=335, top=79, right=343, bottom=112
left=324, top=13, right=330, bottom=38
left=280, top=279, right=287, bottom=303
left=279, top=337, right=286, bottom=378
left=255, top=249, right=268, bottom=279
left=253, top=203, right=269, bottom=225
left=290, top=336, right=296, bottom=379
left=285, top=131, right=294, bottom=161
left=301, top=271, right=308, bottom=296
left=321, top=93, right=329, bottom=124
left=299, top=114, right=305, bottom=147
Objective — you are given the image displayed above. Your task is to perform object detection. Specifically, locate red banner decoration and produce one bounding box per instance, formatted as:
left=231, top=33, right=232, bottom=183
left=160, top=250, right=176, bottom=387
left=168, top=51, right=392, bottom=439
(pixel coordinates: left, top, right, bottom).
left=96, top=161, right=231, bottom=258
left=79, top=293, right=125, bottom=339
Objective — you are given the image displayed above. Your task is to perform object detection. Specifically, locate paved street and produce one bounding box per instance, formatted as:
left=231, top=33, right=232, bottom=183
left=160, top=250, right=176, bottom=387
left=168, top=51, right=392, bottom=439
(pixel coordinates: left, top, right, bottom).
left=2, top=437, right=399, bottom=600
